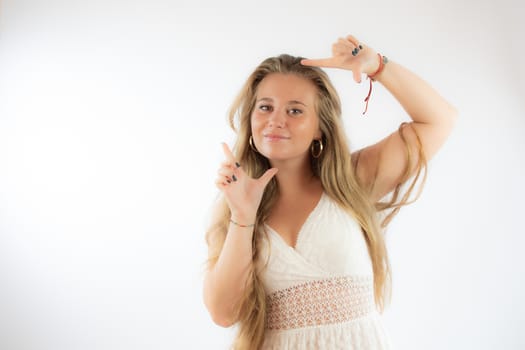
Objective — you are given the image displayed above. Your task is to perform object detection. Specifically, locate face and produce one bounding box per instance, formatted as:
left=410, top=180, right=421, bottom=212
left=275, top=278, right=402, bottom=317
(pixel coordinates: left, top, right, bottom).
left=250, top=73, right=322, bottom=164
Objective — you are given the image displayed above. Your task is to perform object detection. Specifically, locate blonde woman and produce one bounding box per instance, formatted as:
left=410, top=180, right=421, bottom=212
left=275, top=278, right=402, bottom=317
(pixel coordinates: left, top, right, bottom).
left=203, top=34, right=457, bottom=349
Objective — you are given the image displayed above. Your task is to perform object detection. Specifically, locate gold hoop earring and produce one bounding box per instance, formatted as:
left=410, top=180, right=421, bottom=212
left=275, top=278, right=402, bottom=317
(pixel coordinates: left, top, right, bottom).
left=311, top=139, right=323, bottom=158
left=249, top=136, right=259, bottom=153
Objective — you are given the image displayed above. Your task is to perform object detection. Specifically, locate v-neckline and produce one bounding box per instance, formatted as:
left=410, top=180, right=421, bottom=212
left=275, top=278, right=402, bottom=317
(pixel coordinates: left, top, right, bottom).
left=266, top=192, right=325, bottom=250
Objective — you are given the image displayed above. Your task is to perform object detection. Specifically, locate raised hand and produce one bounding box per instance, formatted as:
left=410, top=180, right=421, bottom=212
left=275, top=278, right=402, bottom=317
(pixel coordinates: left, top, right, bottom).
left=301, top=35, right=380, bottom=83
left=215, top=143, right=278, bottom=224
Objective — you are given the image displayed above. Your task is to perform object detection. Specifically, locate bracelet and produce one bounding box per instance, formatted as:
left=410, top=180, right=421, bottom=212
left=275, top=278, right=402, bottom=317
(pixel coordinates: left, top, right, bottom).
left=368, top=53, right=388, bottom=81
left=363, top=53, right=388, bottom=115
left=230, top=219, right=255, bottom=228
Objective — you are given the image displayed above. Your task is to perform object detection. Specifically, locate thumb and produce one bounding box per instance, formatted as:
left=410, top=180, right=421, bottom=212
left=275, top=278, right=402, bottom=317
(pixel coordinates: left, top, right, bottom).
left=257, top=168, right=278, bottom=188
left=352, top=68, right=363, bottom=84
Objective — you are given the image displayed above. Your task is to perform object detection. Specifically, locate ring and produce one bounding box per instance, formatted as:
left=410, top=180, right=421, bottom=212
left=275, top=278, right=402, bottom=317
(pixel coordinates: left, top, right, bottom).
left=352, top=44, right=364, bottom=56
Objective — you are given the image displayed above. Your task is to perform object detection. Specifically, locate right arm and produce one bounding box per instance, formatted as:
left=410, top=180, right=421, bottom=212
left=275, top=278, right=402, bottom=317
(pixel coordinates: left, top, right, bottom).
left=203, top=143, right=278, bottom=327
left=203, top=216, right=255, bottom=327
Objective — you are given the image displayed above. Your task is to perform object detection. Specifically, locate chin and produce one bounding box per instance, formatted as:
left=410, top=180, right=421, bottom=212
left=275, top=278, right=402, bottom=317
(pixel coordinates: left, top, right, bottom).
left=260, top=151, right=285, bottom=160
left=260, top=149, right=306, bottom=163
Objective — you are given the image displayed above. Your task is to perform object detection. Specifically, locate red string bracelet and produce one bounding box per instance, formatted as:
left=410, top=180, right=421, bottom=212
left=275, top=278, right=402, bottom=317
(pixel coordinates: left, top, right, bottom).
left=363, top=53, right=388, bottom=115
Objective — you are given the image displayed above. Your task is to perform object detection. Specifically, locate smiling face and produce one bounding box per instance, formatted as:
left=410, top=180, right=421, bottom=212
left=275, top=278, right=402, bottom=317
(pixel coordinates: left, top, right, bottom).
left=250, top=73, right=322, bottom=164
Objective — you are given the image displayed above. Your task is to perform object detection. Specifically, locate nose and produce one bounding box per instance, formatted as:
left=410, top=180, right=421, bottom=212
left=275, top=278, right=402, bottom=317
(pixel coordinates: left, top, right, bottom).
left=267, top=107, right=286, bottom=128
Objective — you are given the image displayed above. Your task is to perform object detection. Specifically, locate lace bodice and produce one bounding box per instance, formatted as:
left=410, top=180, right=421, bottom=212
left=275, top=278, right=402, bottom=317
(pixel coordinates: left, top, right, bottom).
left=256, top=192, right=392, bottom=349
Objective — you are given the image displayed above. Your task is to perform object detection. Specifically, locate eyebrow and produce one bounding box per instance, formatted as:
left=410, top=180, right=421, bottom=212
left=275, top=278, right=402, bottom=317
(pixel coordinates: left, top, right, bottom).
left=256, top=97, right=308, bottom=107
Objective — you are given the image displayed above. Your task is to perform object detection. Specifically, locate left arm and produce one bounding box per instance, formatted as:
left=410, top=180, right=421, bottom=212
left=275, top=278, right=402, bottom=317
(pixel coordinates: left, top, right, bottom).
left=302, top=35, right=458, bottom=201
left=354, top=57, right=458, bottom=201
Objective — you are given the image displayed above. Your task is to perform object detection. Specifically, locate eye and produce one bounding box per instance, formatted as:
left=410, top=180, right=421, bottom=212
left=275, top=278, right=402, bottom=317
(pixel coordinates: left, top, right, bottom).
left=258, top=105, right=273, bottom=112
left=288, top=108, right=303, bottom=116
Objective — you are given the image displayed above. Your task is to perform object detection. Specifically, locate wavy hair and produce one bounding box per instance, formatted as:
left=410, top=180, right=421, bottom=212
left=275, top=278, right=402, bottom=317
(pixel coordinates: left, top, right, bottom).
left=205, top=54, right=427, bottom=350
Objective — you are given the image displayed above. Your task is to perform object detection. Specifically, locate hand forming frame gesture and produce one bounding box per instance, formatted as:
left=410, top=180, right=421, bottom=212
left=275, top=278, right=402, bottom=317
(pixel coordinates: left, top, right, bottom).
left=215, top=143, right=278, bottom=225
left=301, top=35, right=383, bottom=84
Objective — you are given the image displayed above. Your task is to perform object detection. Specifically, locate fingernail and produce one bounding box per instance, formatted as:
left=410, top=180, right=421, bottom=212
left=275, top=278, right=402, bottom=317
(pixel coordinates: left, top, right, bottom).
left=232, top=175, right=237, bottom=182
left=235, top=162, right=240, bottom=168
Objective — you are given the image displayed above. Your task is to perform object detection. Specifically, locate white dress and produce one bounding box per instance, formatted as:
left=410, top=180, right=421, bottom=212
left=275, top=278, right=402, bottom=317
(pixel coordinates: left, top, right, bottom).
left=257, top=192, right=392, bottom=349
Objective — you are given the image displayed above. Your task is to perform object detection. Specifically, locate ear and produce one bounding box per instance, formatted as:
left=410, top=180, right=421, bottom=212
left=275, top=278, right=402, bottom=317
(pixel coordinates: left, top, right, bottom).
left=314, top=129, right=323, bottom=139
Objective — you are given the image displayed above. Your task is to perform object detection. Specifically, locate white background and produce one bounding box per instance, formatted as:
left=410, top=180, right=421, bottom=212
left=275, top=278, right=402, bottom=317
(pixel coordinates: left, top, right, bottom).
left=1, top=0, right=524, bottom=349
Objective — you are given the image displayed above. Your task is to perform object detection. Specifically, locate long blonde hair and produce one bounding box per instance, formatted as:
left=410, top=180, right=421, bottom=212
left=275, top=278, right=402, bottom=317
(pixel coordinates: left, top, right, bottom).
left=205, top=54, right=426, bottom=350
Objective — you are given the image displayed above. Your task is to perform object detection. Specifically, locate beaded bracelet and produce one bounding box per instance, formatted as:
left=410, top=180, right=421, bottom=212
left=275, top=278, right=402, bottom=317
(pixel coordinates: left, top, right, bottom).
left=230, top=219, right=255, bottom=228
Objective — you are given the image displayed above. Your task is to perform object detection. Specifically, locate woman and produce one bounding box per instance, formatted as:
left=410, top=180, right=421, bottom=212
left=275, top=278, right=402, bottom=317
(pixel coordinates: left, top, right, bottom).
left=203, top=34, right=457, bottom=349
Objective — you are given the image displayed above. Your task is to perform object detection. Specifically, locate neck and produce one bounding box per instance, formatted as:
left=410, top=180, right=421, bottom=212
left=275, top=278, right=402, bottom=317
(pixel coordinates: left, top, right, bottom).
left=270, top=157, right=322, bottom=199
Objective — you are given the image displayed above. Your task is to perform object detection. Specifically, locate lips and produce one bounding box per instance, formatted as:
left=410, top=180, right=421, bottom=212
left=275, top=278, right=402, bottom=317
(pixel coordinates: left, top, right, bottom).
left=263, top=134, right=290, bottom=141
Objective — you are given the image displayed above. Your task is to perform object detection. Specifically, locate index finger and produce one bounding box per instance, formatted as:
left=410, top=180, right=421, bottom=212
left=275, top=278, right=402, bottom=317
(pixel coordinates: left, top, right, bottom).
left=221, top=142, right=236, bottom=164
left=301, top=58, right=337, bottom=68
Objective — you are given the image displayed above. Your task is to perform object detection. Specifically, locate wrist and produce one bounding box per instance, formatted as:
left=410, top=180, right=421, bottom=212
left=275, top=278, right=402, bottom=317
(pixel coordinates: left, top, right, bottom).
left=230, top=212, right=256, bottom=226
left=361, top=53, right=389, bottom=115
left=368, top=54, right=388, bottom=81
left=229, top=218, right=255, bottom=228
